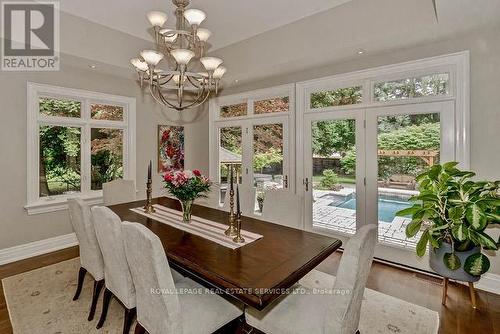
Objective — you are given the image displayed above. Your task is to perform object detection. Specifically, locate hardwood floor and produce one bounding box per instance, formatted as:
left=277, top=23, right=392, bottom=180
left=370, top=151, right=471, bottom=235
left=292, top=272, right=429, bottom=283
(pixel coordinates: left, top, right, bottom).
left=0, top=247, right=498, bottom=334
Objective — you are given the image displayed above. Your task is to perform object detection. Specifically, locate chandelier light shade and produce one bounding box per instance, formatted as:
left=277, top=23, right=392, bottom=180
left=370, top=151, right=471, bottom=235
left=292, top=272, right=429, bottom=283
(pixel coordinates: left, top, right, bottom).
left=131, top=0, right=226, bottom=111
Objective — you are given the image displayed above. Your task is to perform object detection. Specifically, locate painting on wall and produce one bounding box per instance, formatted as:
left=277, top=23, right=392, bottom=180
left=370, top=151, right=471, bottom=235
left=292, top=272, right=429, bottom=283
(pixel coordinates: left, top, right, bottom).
left=158, top=125, right=184, bottom=172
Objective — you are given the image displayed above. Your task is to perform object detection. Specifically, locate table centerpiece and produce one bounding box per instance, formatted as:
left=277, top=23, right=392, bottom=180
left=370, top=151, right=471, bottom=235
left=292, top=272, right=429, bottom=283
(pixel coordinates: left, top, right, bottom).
left=163, top=169, right=211, bottom=223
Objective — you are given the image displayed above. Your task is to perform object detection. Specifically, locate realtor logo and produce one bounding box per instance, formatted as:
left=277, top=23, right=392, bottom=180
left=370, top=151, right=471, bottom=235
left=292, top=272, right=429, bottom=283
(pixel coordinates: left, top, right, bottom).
left=1, top=1, right=60, bottom=71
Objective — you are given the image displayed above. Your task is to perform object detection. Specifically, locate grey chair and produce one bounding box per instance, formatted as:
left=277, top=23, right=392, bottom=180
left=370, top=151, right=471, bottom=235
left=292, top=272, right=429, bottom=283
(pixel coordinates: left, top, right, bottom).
left=102, top=179, right=136, bottom=206
left=91, top=206, right=137, bottom=333
left=122, top=221, right=243, bottom=334
left=245, top=224, right=377, bottom=334
left=67, top=198, right=105, bottom=321
left=260, top=189, right=303, bottom=229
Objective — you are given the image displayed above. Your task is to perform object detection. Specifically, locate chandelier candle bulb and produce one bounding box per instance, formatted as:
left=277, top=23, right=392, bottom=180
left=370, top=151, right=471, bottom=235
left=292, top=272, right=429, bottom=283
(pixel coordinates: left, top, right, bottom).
left=196, top=28, right=211, bottom=42
left=130, top=58, right=148, bottom=72
left=159, top=29, right=178, bottom=43
left=200, top=57, right=223, bottom=72
left=147, top=11, right=168, bottom=27
left=213, top=66, right=227, bottom=79
left=171, top=49, right=195, bottom=65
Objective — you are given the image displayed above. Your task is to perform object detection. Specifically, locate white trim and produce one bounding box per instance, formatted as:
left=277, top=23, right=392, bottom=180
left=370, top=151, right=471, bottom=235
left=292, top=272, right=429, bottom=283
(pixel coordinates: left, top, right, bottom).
left=0, top=233, right=78, bottom=266
left=475, top=273, right=500, bottom=295
left=26, top=82, right=137, bottom=215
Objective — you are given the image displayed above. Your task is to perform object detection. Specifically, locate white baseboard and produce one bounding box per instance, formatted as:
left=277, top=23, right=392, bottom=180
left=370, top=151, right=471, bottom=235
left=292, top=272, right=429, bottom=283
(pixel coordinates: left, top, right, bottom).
left=474, top=273, right=500, bottom=295
left=0, top=233, right=78, bottom=266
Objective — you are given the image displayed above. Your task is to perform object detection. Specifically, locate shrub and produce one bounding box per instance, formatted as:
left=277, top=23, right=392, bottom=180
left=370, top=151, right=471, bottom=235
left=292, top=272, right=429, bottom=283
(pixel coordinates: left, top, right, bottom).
left=320, top=169, right=342, bottom=191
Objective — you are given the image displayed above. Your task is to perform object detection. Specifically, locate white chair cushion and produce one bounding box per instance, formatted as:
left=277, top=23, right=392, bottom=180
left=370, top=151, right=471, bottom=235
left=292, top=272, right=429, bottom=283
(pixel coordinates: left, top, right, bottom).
left=176, top=280, right=243, bottom=334
left=102, top=179, right=136, bottom=206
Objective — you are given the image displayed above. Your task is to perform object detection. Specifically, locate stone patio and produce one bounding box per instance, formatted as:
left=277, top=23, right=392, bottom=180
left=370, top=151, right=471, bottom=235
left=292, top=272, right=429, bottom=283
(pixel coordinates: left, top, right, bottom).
left=313, top=189, right=422, bottom=249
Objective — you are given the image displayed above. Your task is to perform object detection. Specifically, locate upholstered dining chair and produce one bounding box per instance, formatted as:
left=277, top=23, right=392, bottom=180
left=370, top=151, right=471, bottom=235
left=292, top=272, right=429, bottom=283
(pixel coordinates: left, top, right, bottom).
left=91, top=206, right=137, bottom=333
left=196, top=182, right=221, bottom=209
left=245, top=224, right=377, bottom=334
left=67, top=198, right=104, bottom=321
left=222, top=184, right=256, bottom=216
left=102, top=179, right=136, bottom=206
left=260, top=189, right=303, bottom=229
left=121, top=221, right=244, bottom=334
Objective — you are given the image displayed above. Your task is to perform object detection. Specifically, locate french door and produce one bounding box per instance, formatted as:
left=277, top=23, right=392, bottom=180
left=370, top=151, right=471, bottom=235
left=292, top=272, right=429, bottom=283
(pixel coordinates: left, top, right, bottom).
left=216, top=116, right=290, bottom=212
left=302, top=101, right=455, bottom=269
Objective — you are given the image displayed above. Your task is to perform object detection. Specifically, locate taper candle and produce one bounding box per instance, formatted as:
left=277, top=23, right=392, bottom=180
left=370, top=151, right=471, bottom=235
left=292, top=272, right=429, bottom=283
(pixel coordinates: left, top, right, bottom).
left=236, top=184, right=240, bottom=214
left=148, top=160, right=152, bottom=180
left=230, top=165, right=234, bottom=191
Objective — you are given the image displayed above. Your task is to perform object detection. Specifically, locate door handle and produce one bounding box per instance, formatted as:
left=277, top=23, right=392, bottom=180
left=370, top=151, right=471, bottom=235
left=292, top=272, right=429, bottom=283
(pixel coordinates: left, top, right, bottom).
left=284, top=175, right=288, bottom=188
left=303, top=178, right=309, bottom=191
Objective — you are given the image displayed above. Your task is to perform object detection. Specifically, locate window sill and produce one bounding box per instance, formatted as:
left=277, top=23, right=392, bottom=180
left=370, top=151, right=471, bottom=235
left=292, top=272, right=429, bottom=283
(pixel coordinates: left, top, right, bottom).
left=24, top=193, right=104, bottom=215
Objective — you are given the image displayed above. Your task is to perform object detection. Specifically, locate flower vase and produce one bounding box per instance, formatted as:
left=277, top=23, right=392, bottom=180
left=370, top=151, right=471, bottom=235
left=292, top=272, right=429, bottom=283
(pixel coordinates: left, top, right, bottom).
left=180, top=199, right=194, bottom=223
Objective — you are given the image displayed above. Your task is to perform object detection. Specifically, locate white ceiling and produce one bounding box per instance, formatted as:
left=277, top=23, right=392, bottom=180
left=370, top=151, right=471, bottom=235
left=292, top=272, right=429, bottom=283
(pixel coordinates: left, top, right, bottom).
left=59, top=0, right=354, bottom=51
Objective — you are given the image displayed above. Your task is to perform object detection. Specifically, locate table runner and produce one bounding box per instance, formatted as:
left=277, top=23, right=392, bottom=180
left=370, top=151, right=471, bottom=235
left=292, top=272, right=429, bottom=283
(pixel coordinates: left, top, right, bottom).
left=130, top=204, right=263, bottom=249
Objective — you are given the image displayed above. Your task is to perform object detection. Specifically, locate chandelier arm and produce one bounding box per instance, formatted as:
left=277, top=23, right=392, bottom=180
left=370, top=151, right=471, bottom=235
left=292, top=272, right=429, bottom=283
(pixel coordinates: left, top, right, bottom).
left=186, top=75, right=202, bottom=88
left=153, top=84, right=184, bottom=110
left=177, top=85, right=211, bottom=110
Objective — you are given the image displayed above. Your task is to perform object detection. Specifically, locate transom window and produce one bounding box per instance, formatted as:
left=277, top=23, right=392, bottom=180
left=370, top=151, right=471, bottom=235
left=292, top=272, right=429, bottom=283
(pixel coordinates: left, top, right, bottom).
left=374, top=73, right=450, bottom=102
left=26, top=83, right=136, bottom=214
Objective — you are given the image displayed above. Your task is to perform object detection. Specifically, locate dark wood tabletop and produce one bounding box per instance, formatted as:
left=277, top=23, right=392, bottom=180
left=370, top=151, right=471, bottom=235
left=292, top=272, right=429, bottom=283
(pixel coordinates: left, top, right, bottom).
left=108, top=197, right=342, bottom=310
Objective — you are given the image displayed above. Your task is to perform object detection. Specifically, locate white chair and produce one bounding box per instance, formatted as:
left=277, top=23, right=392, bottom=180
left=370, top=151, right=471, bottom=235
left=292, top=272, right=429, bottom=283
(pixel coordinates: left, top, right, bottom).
left=102, top=179, right=136, bottom=206
left=245, top=224, right=377, bottom=334
left=196, top=183, right=221, bottom=209
left=91, top=206, right=137, bottom=333
left=222, top=184, right=256, bottom=216
left=261, top=189, right=303, bottom=228
left=67, top=198, right=104, bottom=321
left=121, top=221, right=243, bottom=334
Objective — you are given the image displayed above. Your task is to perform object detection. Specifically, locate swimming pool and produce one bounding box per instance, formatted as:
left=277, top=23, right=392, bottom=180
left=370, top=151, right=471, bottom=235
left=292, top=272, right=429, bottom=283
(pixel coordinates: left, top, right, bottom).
left=328, top=193, right=411, bottom=223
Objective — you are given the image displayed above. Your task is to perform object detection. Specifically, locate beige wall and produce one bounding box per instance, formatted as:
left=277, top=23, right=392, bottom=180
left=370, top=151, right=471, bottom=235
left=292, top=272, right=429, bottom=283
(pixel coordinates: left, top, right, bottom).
left=213, top=24, right=500, bottom=274
left=0, top=56, right=208, bottom=250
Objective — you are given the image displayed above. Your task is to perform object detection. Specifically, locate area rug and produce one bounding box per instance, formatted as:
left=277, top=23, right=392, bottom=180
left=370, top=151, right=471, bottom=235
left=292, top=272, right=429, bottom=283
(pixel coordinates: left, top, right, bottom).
left=2, top=258, right=439, bottom=334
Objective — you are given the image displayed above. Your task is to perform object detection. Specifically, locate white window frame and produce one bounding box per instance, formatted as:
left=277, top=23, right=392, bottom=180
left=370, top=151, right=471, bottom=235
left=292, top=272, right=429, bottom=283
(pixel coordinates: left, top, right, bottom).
left=25, top=82, right=136, bottom=215
left=209, top=84, right=295, bottom=193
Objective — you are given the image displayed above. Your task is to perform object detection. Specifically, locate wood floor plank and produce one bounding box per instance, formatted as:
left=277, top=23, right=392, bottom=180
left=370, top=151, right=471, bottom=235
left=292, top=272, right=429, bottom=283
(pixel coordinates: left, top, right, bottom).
left=0, top=246, right=497, bottom=334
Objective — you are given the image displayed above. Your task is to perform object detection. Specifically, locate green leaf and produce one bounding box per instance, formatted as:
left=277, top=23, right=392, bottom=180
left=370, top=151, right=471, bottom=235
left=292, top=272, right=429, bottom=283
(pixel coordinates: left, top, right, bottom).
left=416, top=230, right=429, bottom=257
left=448, top=206, right=465, bottom=220
left=464, top=253, right=490, bottom=276
left=466, top=204, right=487, bottom=230
left=396, top=205, right=421, bottom=217
left=469, top=230, right=499, bottom=250
left=486, top=212, right=500, bottom=223
left=443, top=252, right=461, bottom=270
left=428, top=233, right=440, bottom=248
left=451, top=224, right=467, bottom=241
left=428, top=165, right=442, bottom=180
left=442, top=161, right=459, bottom=170
left=406, top=220, right=422, bottom=238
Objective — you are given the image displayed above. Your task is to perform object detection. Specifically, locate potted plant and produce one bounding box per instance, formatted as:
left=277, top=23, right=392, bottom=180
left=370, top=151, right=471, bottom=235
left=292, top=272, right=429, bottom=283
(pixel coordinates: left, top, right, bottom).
left=163, top=169, right=211, bottom=223
left=397, top=162, right=499, bottom=281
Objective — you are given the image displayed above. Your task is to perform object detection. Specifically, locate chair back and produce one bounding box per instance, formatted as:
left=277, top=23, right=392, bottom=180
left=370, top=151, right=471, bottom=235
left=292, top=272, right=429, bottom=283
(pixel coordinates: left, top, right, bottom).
left=122, top=221, right=182, bottom=334
left=67, top=198, right=104, bottom=280
left=222, top=184, right=256, bottom=216
left=91, top=206, right=136, bottom=308
left=102, top=179, right=136, bottom=206
left=196, top=183, right=222, bottom=209
left=325, top=224, right=377, bottom=334
left=261, top=189, right=302, bottom=228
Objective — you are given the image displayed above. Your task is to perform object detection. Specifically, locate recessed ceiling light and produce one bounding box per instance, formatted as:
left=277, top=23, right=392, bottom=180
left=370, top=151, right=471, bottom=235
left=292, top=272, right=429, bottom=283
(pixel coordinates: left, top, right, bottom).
left=357, top=50, right=365, bottom=55
left=234, top=79, right=239, bottom=83
left=89, top=65, right=97, bottom=69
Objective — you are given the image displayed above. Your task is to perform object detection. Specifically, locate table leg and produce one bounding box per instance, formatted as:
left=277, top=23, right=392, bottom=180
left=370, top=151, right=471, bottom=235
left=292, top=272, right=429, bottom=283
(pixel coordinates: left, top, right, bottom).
left=441, top=277, right=449, bottom=305
left=468, top=282, right=477, bottom=309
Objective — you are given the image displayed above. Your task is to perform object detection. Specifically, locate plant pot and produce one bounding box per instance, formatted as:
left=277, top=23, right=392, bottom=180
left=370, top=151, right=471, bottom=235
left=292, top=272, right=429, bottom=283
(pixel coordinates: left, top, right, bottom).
left=179, top=199, right=193, bottom=223
left=429, top=242, right=481, bottom=282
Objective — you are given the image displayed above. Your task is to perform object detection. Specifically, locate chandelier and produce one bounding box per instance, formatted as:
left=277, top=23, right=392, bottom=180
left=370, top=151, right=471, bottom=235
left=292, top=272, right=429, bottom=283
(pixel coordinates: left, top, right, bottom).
left=130, top=0, right=226, bottom=111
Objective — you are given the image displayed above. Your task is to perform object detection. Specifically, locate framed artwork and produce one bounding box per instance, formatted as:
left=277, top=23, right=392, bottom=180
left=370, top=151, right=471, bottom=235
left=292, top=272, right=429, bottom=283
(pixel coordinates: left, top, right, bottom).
left=158, top=125, right=184, bottom=172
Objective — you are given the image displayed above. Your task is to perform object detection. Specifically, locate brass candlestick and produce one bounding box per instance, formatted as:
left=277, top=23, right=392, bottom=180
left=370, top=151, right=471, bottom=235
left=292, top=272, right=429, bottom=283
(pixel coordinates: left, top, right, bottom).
left=224, top=188, right=238, bottom=236
left=233, top=212, right=245, bottom=243
left=144, top=179, right=155, bottom=213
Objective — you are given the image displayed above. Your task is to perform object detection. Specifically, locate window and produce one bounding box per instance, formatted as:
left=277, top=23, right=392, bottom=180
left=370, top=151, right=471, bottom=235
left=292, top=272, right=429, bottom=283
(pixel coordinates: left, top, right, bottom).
left=27, top=83, right=136, bottom=214
left=374, top=73, right=449, bottom=102
left=254, top=96, right=289, bottom=114
left=310, top=86, right=362, bottom=109
left=220, top=103, right=247, bottom=118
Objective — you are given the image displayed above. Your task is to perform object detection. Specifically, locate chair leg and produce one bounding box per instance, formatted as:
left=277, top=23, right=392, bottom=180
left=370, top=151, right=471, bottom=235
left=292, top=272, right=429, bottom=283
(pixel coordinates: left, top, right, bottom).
left=96, top=288, right=112, bottom=329
left=72, top=267, right=87, bottom=301
left=134, top=321, right=146, bottom=334
left=441, top=277, right=449, bottom=305
left=88, top=279, right=104, bottom=321
left=123, top=307, right=137, bottom=334
left=468, top=282, right=477, bottom=309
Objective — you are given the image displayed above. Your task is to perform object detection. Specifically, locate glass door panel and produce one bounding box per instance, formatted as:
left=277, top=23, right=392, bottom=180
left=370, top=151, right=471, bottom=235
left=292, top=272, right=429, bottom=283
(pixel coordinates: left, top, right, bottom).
left=376, top=113, right=441, bottom=247
left=311, top=119, right=357, bottom=234
left=252, top=123, right=284, bottom=213
left=218, top=126, right=242, bottom=205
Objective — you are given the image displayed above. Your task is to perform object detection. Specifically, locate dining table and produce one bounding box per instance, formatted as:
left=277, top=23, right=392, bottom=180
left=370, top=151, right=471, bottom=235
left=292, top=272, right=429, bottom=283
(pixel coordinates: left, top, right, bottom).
left=108, top=196, right=342, bottom=310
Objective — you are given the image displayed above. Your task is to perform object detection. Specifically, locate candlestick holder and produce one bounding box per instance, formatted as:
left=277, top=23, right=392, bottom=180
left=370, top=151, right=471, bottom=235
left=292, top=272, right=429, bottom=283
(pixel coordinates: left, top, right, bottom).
left=144, top=179, right=155, bottom=213
left=224, top=188, right=238, bottom=236
left=233, top=212, right=245, bottom=243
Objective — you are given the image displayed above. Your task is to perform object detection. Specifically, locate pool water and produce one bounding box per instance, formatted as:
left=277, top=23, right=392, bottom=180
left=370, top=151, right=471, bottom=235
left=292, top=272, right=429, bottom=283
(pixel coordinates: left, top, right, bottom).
left=332, top=195, right=411, bottom=223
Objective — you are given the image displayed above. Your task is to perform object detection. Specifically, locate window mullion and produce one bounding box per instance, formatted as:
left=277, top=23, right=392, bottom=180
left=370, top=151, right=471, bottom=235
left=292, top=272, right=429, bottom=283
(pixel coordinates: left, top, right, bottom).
left=81, top=99, right=91, bottom=194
